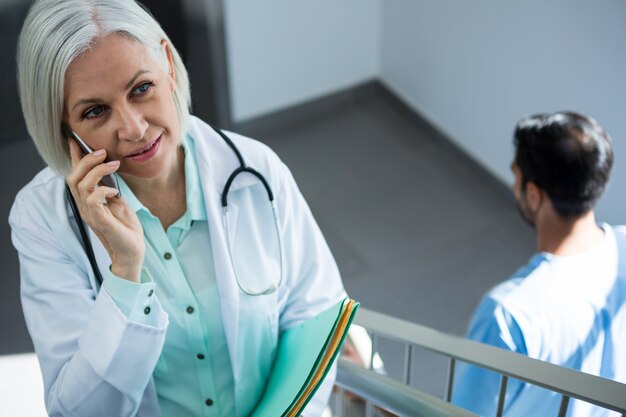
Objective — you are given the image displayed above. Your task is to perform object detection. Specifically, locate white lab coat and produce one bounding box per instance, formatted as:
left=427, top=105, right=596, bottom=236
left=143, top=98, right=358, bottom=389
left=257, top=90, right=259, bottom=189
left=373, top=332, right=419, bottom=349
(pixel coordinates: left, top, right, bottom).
left=9, top=115, right=345, bottom=417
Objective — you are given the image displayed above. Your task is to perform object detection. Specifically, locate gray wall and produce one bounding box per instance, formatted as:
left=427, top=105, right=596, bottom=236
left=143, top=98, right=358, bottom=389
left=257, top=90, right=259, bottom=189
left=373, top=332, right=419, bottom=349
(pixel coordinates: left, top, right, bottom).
left=380, top=0, right=626, bottom=224
left=0, top=0, right=31, bottom=145
left=223, top=0, right=380, bottom=122
left=224, top=0, right=626, bottom=221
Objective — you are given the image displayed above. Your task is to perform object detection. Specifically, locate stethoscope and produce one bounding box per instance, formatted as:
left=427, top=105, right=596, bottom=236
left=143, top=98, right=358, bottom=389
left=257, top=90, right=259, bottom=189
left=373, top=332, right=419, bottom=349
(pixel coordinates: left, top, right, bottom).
left=66, top=126, right=283, bottom=296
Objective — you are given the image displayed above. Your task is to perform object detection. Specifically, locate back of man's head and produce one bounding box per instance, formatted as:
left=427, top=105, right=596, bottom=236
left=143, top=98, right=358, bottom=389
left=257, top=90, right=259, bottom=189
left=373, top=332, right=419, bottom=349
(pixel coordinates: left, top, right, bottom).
left=514, top=112, right=613, bottom=218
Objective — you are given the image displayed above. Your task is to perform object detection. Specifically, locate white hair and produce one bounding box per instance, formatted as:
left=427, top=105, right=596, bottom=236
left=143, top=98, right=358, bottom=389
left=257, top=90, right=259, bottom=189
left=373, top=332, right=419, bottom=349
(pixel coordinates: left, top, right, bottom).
left=17, top=0, right=191, bottom=176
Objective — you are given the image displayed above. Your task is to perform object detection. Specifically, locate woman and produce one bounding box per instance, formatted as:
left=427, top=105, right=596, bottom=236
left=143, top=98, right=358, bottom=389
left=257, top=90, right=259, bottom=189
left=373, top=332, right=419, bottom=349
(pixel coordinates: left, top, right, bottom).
left=10, top=0, right=344, bottom=416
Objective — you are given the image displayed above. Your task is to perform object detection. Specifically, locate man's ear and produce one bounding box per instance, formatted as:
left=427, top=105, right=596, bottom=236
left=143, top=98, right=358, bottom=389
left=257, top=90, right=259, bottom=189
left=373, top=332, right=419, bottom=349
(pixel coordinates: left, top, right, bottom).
left=525, top=181, right=543, bottom=212
left=161, top=40, right=175, bottom=91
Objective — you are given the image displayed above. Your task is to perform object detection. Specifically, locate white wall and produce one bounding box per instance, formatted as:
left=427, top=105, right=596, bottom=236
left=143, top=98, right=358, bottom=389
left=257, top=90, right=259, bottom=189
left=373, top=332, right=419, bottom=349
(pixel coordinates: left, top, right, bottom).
left=380, top=0, right=626, bottom=223
left=223, top=0, right=380, bottom=123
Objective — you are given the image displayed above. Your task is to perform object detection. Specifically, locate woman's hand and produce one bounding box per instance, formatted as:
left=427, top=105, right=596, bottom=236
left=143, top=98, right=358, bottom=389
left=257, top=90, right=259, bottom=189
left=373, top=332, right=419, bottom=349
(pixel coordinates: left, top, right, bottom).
left=66, top=139, right=145, bottom=283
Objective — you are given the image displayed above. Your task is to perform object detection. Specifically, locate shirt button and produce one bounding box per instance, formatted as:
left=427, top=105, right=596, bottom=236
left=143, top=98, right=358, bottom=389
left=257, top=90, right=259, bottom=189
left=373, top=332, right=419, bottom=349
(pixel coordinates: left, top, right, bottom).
left=148, top=289, right=154, bottom=297
left=144, top=306, right=151, bottom=315
left=163, top=252, right=172, bottom=260
left=197, top=353, right=205, bottom=360
left=186, top=306, right=195, bottom=314
left=205, top=398, right=213, bottom=406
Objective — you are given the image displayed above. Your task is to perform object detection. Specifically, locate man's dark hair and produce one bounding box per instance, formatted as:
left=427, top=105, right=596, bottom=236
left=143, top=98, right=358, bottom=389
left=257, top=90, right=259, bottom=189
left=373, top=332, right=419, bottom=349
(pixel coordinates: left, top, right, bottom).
left=514, top=111, right=613, bottom=218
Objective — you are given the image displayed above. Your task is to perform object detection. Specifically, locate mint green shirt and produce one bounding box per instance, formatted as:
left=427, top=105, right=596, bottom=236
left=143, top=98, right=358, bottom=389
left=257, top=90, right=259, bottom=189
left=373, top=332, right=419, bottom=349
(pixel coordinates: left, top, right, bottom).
left=102, top=136, right=236, bottom=417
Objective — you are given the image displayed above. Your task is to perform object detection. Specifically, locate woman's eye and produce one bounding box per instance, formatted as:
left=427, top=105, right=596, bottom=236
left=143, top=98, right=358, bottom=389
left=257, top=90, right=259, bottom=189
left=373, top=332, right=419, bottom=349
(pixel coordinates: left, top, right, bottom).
left=132, top=82, right=153, bottom=96
left=83, top=105, right=105, bottom=120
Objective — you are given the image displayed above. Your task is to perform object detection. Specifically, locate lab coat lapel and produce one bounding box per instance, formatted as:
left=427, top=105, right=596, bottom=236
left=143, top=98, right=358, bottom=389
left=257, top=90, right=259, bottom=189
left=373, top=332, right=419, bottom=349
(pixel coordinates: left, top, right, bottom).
left=190, top=121, right=242, bottom=380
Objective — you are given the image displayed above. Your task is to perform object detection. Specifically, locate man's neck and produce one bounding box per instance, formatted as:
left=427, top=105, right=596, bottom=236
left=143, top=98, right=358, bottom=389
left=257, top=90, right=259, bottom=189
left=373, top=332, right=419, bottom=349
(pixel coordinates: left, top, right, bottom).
left=535, top=210, right=604, bottom=256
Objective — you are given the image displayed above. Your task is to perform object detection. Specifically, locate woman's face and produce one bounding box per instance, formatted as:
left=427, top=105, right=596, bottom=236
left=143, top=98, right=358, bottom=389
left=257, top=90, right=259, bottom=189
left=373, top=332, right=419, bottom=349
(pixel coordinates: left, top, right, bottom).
left=63, top=33, right=180, bottom=181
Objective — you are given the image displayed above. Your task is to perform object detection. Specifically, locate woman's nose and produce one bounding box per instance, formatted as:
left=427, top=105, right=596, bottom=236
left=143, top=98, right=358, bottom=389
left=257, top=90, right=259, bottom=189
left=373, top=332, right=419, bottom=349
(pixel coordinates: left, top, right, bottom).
left=115, top=104, right=149, bottom=142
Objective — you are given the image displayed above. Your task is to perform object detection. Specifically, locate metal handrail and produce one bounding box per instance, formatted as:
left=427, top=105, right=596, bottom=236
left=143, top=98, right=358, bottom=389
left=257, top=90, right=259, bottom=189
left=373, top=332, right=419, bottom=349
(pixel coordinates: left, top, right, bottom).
left=336, top=359, right=478, bottom=417
left=335, top=308, right=626, bottom=416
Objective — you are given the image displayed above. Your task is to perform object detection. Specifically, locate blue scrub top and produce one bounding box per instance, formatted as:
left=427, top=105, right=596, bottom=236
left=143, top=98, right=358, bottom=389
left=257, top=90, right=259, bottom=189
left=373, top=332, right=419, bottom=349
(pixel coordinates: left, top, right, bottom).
left=453, top=224, right=626, bottom=417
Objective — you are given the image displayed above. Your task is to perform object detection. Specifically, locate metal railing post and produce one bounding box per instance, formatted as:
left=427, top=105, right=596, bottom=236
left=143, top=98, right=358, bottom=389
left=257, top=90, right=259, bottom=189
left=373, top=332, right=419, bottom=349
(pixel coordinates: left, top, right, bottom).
left=445, top=358, right=456, bottom=402
left=404, top=344, right=413, bottom=385
left=557, top=395, right=570, bottom=417
left=495, top=375, right=508, bottom=417
left=335, top=388, right=345, bottom=417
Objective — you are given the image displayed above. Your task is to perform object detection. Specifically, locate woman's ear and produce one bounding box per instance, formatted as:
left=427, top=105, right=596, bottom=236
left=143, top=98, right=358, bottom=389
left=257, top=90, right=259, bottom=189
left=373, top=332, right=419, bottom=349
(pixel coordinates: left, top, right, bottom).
left=161, top=40, right=175, bottom=91
left=525, top=181, right=543, bottom=212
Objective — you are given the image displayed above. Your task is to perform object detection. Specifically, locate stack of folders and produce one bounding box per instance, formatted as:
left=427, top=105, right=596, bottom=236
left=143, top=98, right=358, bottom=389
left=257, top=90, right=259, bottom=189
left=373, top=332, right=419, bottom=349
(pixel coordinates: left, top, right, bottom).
left=251, top=297, right=360, bottom=417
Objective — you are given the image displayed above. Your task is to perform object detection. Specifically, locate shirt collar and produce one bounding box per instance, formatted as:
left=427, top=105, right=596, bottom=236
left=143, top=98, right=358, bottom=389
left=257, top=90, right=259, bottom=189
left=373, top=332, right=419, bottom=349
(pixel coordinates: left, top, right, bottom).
left=182, top=134, right=207, bottom=222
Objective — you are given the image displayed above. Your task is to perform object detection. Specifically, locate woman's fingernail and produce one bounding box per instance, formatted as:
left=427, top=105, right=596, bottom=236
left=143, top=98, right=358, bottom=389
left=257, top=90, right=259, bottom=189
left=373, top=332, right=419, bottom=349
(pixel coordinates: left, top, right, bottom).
left=106, top=160, right=120, bottom=166
left=93, top=149, right=106, bottom=157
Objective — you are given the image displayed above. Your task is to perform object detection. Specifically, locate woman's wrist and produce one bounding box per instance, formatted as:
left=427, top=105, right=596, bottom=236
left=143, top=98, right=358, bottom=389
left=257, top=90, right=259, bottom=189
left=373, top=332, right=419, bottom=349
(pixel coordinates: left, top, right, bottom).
left=109, top=262, right=142, bottom=283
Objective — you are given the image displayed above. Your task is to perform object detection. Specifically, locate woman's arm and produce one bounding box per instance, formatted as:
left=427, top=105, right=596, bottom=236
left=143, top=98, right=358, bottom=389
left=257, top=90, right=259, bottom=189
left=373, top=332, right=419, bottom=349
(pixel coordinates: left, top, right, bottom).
left=10, top=193, right=167, bottom=417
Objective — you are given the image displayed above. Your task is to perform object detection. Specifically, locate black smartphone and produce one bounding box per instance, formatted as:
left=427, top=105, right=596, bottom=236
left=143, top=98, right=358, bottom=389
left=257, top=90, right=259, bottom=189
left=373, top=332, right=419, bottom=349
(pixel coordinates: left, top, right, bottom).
left=64, top=126, right=120, bottom=196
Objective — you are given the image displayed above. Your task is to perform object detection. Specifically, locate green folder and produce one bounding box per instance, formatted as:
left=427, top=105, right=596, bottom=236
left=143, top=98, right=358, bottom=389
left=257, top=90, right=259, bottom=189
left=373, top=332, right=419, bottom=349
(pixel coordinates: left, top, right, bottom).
left=251, top=297, right=360, bottom=417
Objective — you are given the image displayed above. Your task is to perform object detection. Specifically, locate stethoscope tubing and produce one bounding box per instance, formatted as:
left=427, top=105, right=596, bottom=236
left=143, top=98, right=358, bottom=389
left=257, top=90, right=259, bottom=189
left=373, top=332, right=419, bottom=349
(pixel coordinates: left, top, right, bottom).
left=66, top=126, right=282, bottom=296
left=66, top=184, right=104, bottom=289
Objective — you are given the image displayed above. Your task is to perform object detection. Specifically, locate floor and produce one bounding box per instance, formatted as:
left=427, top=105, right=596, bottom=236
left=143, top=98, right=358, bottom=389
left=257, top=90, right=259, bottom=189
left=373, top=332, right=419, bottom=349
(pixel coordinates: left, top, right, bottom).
left=242, top=84, right=536, bottom=398
left=0, top=84, right=535, bottom=402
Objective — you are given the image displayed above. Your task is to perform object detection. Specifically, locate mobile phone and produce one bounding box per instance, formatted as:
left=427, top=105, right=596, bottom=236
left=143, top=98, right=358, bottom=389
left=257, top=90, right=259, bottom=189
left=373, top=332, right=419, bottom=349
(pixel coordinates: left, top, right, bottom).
left=64, top=126, right=120, bottom=196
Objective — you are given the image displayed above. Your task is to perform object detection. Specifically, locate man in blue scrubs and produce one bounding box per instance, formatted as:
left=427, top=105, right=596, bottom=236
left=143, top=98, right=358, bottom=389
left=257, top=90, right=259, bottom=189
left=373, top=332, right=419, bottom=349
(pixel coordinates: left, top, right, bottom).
left=453, top=112, right=626, bottom=417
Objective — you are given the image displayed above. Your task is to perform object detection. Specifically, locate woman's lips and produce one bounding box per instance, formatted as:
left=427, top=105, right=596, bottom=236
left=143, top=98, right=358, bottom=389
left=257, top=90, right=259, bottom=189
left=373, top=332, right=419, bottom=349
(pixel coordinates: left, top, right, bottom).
left=126, top=136, right=161, bottom=162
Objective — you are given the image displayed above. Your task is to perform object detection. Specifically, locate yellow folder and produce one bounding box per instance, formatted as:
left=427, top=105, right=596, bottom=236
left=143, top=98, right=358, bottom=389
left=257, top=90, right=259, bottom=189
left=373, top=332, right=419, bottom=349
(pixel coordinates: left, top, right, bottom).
left=251, top=297, right=360, bottom=417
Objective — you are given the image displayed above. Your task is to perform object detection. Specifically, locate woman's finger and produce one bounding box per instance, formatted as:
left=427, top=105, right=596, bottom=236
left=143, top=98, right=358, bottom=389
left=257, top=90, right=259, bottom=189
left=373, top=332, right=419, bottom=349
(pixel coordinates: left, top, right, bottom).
left=83, top=185, right=120, bottom=223
left=67, top=138, right=82, bottom=168
left=66, top=139, right=84, bottom=192
left=107, top=195, right=140, bottom=228
left=77, top=160, right=120, bottom=200
left=87, top=185, right=120, bottom=204
left=66, top=143, right=107, bottom=192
